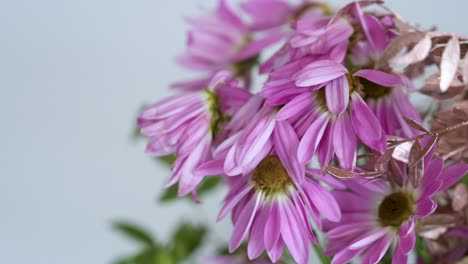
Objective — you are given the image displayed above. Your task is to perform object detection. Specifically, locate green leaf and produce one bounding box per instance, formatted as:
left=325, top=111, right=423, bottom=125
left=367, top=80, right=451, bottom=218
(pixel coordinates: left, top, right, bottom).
left=171, top=223, right=207, bottom=262
left=113, top=221, right=155, bottom=247
left=159, top=177, right=222, bottom=203
left=416, top=237, right=432, bottom=264
left=155, top=155, right=176, bottom=167
left=313, top=244, right=331, bottom=264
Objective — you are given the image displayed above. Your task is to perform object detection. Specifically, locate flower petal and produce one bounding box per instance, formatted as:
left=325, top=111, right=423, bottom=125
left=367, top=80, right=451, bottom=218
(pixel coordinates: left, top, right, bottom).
left=325, top=75, right=349, bottom=114
left=354, top=69, right=405, bottom=87
left=294, top=60, right=347, bottom=87
left=274, top=120, right=305, bottom=183
left=297, top=112, right=329, bottom=164
left=350, top=93, right=386, bottom=153
left=229, top=193, right=263, bottom=252
left=333, top=114, right=357, bottom=170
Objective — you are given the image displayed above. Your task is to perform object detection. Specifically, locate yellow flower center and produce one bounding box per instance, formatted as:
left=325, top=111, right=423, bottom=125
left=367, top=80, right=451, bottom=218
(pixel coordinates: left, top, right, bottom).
left=252, top=156, right=293, bottom=195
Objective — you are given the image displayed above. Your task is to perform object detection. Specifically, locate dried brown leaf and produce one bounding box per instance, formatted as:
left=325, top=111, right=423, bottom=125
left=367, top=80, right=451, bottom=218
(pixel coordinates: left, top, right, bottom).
left=418, top=214, right=458, bottom=227
left=440, top=37, right=461, bottom=92
left=389, top=159, right=403, bottom=186
left=409, top=139, right=424, bottom=187
left=452, top=184, right=468, bottom=212
left=463, top=49, right=468, bottom=84
left=453, top=106, right=468, bottom=120
left=330, top=1, right=384, bottom=25
left=377, top=32, right=426, bottom=68
left=326, top=166, right=383, bottom=179
left=374, top=148, right=395, bottom=169
left=392, top=141, right=413, bottom=163
left=390, top=35, right=432, bottom=68
left=326, top=166, right=355, bottom=179
left=431, top=42, right=468, bottom=57
left=408, top=135, right=438, bottom=168
left=420, top=73, right=466, bottom=100
left=403, top=116, right=428, bottom=133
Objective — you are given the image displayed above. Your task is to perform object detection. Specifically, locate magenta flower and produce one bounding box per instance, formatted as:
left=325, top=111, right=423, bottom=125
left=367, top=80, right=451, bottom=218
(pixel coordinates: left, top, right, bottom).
left=219, top=160, right=341, bottom=264
left=137, top=71, right=251, bottom=196
left=324, top=160, right=468, bottom=264
left=173, top=0, right=283, bottom=91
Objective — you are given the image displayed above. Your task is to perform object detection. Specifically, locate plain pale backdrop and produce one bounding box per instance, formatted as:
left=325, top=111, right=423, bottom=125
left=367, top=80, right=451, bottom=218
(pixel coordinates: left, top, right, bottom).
left=1, top=0, right=468, bottom=263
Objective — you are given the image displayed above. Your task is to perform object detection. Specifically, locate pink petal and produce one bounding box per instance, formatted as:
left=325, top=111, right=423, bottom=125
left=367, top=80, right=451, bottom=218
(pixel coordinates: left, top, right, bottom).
left=333, top=114, right=357, bottom=170
left=267, top=237, right=284, bottom=263
left=218, top=184, right=253, bottom=221
left=229, top=193, right=263, bottom=252
left=350, top=93, right=386, bottom=153
left=398, top=230, right=416, bottom=255
left=297, top=113, right=329, bottom=164
left=294, top=60, right=347, bottom=87
left=264, top=202, right=281, bottom=251
left=279, top=199, right=310, bottom=264
left=275, top=92, right=312, bottom=121
left=274, top=121, right=305, bottom=183
left=415, top=198, right=437, bottom=217
left=248, top=204, right=269, bottom=259
left=439, top=163, right=468, bottom=191
left=233, top=33, right=284, bottom=61
left=361, top=234, right=393, bottom=264
left=349, top=227, right=390, bottom=249
left=325, top=75, right=349, bottom=114
left=304, top=181, right=341, bottom=222
left=354, top=69, right=404, bottom=87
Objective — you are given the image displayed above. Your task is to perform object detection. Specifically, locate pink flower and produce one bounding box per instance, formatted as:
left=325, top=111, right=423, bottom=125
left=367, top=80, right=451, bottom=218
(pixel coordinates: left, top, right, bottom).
left=324, top=159, right=468, bottom=264
left=269, top=60, right=390, bottom=169
left=219, top=161, right=341, bottom=264
left=355, top=70, right=423, bottom=137
left=173, top=0, right=283, bottom=91
left=137, top=71, right=251, bottom=196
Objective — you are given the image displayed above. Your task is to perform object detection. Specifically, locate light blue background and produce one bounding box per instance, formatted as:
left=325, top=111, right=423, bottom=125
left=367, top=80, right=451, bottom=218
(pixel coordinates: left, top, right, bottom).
left=1, top=0, right=467, bottom=263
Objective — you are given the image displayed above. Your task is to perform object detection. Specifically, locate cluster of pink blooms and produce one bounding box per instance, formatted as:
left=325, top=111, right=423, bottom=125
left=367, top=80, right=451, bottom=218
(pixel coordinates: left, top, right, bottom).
left=137, top=1, right=468, bottom=263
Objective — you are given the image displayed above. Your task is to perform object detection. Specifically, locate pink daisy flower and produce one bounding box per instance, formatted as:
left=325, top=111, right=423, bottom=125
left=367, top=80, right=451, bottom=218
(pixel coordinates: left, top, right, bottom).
left=219, top=159, right=341, bottom=264
left=324, top=159, right=468, bottom=264
left=345, top=2, right=423, bottom=137
left=173, top=0, right=283, bottom=91
left=270, top=60, right=389, bottom=169
left=137, top=71, right=251, bottom=196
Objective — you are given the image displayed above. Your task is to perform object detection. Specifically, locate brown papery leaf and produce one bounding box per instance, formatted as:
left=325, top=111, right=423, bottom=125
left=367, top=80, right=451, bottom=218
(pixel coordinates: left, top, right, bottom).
left=377, top=32, right=426, bottom=68
left=403, top=116, right=428, bottom=132
left=389, top=160, right=404, bottom=186
left=326, top=166, right=383, bottom=179
left=440, top=36, right=461, bottom=92
left=452, top=184, right=468, bottom=212
left=453, top=106, right=468, bottom=120
left=432, top=42, right=468, bottom=57
left=418, top=214, right=458, bottom=226
left=326, top=166, right=355, bottom=179
left=409, top=135, right=438, bottom=168
left=409, top=139, right=424, bottom=187
left=374, top=148, right=395, bottom=170
left=390, top=35, right=432, bottom=69
left=463, top=49, right=468, bottom=84
left=329, top=0, right=383, bottom=25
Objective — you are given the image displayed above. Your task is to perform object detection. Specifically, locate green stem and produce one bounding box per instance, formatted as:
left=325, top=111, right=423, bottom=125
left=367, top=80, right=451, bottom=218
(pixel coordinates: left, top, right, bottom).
left=314, top=244, right=331, bottom=264
left=416, top=237, right=433, bottom=264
